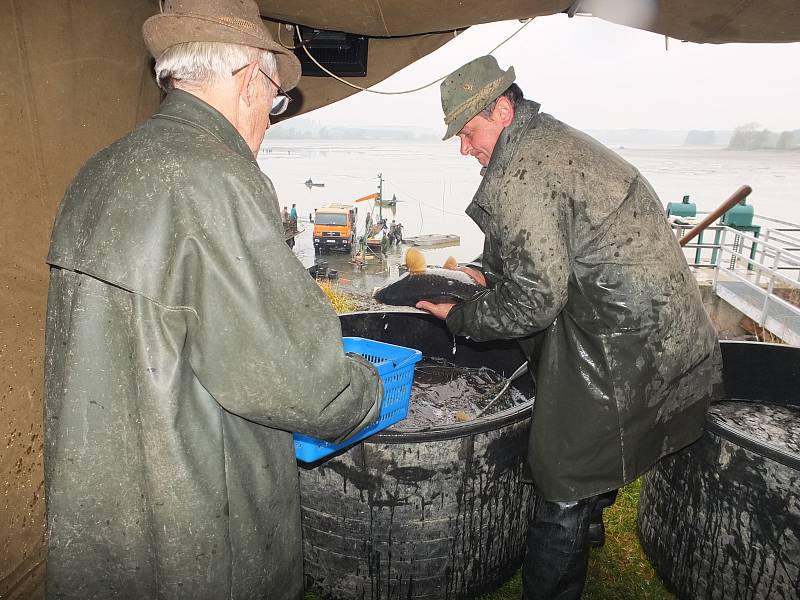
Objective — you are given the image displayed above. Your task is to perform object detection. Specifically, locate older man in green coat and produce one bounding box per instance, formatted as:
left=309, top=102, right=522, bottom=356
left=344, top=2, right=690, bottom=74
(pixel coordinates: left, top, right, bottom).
left=43, top=2, right=382, bottom=599
left=418, top=56, right=722, bottom=599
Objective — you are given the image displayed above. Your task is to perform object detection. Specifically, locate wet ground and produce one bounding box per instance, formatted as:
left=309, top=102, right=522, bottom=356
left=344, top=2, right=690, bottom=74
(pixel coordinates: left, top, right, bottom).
left=388, top=357, right=531, bottom=430
left=291, top=217, right=472, bottom=308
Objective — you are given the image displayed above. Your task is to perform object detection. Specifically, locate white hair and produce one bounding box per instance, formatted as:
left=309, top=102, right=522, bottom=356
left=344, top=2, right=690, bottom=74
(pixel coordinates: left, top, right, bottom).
left=154, top=41, right=277, bottom=91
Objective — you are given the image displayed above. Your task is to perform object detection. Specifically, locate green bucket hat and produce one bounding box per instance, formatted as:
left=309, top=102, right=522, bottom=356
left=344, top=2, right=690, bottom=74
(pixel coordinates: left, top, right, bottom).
left=440, top=55, right=515, bottom=140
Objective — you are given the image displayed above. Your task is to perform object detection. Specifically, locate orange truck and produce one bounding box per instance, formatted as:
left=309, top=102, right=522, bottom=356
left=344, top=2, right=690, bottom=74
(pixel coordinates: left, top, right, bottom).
left=313, top=203, right=358, bottom=252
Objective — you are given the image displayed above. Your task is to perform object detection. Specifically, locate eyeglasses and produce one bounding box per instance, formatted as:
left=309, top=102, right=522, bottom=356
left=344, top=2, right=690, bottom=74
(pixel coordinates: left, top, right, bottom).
left=231, top=64, right=292, bottom=116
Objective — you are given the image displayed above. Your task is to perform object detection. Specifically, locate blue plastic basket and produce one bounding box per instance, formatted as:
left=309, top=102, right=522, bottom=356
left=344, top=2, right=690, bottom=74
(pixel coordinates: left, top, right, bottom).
left=294, top=337, right=422, bottom=462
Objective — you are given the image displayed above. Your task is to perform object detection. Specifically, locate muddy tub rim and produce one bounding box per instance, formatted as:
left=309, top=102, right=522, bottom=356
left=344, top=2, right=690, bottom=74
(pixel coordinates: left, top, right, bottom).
left=707, top=339, right=800, bottom=470
left=339, top=309, right=535, bottom=444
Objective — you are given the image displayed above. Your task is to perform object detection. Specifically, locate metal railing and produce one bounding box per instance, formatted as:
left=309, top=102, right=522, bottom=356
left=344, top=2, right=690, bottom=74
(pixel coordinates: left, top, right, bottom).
left=711, top=226, right=800, bottom=344
left=672, top=222, right=727, bottom=267
left=671, top=214, right=800, bottom=279
left=753, top=227, right=800, bottom=285
left=670, top=216, right=800, bottom=344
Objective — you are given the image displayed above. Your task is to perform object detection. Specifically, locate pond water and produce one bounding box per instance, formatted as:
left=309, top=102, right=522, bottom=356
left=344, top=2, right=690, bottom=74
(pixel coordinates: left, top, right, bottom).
left=257, top=140, right=800, bottom=292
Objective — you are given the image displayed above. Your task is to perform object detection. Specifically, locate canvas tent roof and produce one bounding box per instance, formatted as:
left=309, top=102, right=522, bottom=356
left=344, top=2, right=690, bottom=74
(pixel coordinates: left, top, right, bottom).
left=1, top=1, right=798, bottom=597
left=264, top=0, right=800, bottom=115
left=259, top=0, right=800, bottom=40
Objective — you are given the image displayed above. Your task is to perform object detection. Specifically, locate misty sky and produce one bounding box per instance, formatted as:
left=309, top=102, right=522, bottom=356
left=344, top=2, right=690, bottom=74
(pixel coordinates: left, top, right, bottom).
left=297, top=14, right=800, bottom=135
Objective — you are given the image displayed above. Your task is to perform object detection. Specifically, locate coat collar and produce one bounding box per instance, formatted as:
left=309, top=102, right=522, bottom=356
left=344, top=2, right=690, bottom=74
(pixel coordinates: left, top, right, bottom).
left=465, top=99, right=540, bottom=228
left=152, top=89, right=256, bottom=163
left=490, top=98, right=540, bottom=171
left=475, top=99, right=540, bottom=201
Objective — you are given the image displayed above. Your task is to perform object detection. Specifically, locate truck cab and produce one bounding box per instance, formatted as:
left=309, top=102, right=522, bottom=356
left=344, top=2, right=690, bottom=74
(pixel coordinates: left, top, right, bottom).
left=313, top=204, right=357, bottom=252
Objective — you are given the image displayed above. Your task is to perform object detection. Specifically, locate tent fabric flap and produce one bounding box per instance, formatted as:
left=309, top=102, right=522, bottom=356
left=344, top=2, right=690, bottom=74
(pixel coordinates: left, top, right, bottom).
left=258, top=0, right=800, bottom=43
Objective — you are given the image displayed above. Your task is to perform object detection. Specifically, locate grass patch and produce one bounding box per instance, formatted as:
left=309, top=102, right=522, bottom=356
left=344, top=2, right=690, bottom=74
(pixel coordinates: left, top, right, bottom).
left=479, top=479, right=673, bottom=599
left=317, top=280, right=360, bottom=313
left=582, top=480, right=674, bottom=600
left=479, top=480, right=671, bottom=599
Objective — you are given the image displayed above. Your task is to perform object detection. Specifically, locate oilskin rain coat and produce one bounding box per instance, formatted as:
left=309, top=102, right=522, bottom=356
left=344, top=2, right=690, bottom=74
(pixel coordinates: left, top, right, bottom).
left=44, top=90, right=382, bottom=600
left=447, top=100, right=722, bottom=502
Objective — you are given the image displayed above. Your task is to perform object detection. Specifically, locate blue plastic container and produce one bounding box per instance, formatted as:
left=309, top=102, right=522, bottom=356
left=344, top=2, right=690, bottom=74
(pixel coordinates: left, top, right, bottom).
left=294, top=337, right=422, bottom=462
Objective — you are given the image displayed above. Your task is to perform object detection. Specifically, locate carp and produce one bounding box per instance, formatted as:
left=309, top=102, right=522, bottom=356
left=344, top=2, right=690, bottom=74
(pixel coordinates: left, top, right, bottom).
left=373, top=248, right=484, bottom=307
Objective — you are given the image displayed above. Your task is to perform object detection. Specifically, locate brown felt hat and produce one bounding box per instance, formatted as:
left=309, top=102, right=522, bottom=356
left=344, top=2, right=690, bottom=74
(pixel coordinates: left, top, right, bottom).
left=440, top=55, right=515, bottom=140
left=143, top=0, right=302, bottom=91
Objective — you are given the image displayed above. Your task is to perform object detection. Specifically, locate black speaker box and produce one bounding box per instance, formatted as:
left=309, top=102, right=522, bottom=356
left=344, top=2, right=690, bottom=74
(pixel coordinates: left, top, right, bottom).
left=295, top=26, right=369, bottom=77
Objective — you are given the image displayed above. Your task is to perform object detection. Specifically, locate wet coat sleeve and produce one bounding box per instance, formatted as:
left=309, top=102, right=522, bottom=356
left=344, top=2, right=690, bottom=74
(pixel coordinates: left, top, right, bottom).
left=465, top=254, right=484, bottom=272
left=181, top=170, right=382, bottom=442
left=446, top=191, right=570, bottom=342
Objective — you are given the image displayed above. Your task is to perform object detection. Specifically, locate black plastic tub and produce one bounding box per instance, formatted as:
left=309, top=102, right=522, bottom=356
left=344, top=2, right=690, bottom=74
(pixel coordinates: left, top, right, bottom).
left=299, top=311, right=536, bottom=600
left=638, top=341, right=800, bottom=599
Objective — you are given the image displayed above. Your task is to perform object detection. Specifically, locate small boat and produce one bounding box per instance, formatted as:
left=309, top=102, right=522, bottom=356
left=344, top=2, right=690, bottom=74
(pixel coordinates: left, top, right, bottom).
left=404, top=234, right=460, bottom=248
left=304, top=178, right=325, bottom=188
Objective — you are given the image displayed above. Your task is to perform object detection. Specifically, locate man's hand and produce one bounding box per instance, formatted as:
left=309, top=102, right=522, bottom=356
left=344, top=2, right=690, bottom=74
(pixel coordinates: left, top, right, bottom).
left=455, top=266, right=487, bottom=287
left=416, top=301, right=456, bottom=320
left=441, top=258, right=487, bottom=287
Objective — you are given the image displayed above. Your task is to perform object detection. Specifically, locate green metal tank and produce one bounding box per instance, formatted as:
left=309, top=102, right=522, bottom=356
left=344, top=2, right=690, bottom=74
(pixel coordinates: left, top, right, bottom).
left=721, top=198, right=755, bottom=227
left=717, top=197, right=760, bottom=270
left=666, top=195, right=696, bottom=218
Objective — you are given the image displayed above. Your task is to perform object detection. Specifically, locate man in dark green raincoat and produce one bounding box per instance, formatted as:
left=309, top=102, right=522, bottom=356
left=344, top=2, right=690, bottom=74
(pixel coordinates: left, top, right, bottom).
left=43, top=1, right=382, bottom=599
left=417, top=56, right=722, bottom=599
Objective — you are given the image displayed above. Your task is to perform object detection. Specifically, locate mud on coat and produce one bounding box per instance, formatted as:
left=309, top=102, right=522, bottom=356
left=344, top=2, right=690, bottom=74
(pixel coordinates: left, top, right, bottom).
left=445, top=99, right=723, bottom=502
left=44, top=90, right=382, bottom=600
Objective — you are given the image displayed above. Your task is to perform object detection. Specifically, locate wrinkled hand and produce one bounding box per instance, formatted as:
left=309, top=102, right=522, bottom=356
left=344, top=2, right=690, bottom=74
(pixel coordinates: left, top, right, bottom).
left=415, top=301, right=455, bottom=320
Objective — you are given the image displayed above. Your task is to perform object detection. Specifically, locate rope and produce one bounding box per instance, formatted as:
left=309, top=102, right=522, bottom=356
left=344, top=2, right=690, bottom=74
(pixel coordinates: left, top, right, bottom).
left=383, top=177, right=468, bottom=218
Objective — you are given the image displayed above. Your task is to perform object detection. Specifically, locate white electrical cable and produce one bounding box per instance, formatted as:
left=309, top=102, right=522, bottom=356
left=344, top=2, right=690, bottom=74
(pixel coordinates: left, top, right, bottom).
left=285, top=18, right=535, bottom=97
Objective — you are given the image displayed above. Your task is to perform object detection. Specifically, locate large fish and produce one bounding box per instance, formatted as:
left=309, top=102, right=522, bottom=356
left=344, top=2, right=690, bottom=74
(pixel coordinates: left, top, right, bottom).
left=373, top=248, right=484, bottom=307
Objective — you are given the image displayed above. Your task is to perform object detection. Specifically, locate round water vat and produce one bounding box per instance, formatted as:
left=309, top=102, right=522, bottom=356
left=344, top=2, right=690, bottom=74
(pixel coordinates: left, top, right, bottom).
left=638, top=341, right=800, bottom=599
left=299, top=311, right=536, bottom=600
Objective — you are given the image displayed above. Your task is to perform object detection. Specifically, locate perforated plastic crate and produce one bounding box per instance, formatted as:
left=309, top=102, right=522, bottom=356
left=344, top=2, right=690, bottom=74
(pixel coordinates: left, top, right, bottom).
left=294, top=337, right=422, bottom=462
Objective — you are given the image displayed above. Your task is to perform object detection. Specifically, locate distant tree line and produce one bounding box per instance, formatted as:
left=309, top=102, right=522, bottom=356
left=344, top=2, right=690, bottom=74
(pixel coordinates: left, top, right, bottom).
left=684, top=126, right=799, bottom=149
left=727, top=123, right=799, bottom=150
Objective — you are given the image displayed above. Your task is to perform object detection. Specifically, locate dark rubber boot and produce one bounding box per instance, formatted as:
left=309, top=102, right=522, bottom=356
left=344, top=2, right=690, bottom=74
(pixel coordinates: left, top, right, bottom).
left=521, top=489, right=620, bottom=599
left=521, top=497, right=595, bottom=600
left=588, top=489, right=619, bottom=548
left=587, top=520, right=606, bottom=548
